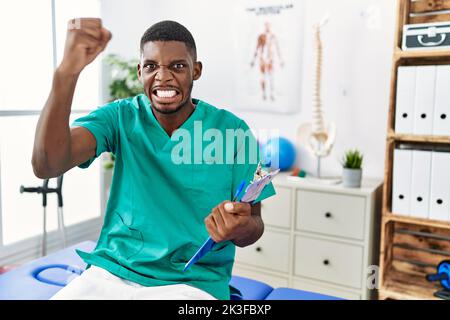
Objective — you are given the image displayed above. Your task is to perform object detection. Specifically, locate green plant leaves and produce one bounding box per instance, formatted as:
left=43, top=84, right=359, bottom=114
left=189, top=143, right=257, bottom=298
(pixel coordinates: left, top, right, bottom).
left=105, top=54, right=143, bottom=101
left=341, top=149, right=363, bottom=169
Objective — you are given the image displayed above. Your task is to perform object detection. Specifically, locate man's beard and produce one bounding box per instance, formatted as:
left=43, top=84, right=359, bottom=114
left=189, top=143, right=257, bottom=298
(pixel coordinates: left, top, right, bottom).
left=152, top=100, right=188, bottom=115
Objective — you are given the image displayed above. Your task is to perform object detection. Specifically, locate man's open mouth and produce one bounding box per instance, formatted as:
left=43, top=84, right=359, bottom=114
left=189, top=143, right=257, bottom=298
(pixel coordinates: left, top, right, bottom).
left=154, top=89, right=178, bottom=98
left=151, top=88, right=181, bottom=104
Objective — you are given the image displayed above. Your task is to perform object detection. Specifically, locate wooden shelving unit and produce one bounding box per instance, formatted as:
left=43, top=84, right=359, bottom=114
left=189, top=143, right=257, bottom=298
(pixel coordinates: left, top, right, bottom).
left=379, top=0, right=450, bottom=300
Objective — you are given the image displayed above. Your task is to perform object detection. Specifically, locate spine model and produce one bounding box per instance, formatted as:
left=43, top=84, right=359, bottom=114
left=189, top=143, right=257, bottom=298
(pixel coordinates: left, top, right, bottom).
left=312, top=23, right=328, bottom=143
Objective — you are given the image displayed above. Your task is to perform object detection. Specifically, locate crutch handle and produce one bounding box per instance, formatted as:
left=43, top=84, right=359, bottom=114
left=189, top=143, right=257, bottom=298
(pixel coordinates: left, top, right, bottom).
left=20, top=186, right=41, bottom=193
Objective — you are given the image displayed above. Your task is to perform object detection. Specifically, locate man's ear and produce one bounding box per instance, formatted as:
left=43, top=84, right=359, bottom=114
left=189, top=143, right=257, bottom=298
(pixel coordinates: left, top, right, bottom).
left=193, top=61, right=202, bottom=81
left=137, top=63, right=142, bottom=82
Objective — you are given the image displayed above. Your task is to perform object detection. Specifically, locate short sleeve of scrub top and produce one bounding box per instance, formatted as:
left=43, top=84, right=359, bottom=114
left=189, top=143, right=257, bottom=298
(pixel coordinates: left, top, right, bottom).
left=70, top=101, right=119, bottom=169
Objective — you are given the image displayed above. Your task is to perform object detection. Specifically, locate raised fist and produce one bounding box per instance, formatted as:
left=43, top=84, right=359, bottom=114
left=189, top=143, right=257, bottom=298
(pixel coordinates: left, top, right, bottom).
left=59, top=18, right=112, bottom=75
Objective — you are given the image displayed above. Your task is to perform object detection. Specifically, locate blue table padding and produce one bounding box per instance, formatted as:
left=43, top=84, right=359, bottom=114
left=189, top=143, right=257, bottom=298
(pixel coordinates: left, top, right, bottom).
left=265, top=287, right=343, bottom=300
left=229, top=275, right=273, bottom=300
left=0, top=241, right=342, bottom=300
left=0, top=241, right=95, bottom=300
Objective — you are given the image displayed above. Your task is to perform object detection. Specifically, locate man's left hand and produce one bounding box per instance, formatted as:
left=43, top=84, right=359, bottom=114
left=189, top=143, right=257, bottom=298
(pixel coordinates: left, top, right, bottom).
left=204, top=201, right=255, bottom=243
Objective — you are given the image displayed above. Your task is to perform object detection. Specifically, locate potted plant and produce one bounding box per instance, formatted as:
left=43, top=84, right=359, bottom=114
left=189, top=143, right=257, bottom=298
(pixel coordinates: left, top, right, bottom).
left=341, top=149, right=363, bottom=188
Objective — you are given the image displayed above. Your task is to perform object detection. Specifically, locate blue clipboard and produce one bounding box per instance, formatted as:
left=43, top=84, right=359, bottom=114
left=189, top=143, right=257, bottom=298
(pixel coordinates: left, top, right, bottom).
left=183, top=167, right=279, bottom=271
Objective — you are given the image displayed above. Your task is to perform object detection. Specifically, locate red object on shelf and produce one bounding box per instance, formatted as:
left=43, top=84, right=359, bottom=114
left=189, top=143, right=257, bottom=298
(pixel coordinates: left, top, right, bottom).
left=291, top=167, right=307, bottom=178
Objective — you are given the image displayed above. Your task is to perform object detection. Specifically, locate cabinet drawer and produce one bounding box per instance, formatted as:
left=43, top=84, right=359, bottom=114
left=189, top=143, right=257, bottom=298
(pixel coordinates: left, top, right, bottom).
left=232, top=266, right=289, bottom=288
left=235, top=230, right=290, bottom=273
left=292, top=278, right=361, bottom=300
left=262, top=186, right=291, bottom=229
left=294, top=235, right=364, bottom=289
left=296, top=190, right=366, bottom=240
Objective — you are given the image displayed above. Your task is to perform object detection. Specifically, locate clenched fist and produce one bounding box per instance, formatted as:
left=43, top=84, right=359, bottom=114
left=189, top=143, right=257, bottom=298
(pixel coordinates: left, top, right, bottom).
left=205, top=201, right=254, bottom=243
left=59, top=18, right=112, bottom=75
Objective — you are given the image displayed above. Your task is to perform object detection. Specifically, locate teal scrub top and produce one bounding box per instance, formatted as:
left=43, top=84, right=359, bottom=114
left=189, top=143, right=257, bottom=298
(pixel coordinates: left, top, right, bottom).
left=72, top=94, right=276, bottom=300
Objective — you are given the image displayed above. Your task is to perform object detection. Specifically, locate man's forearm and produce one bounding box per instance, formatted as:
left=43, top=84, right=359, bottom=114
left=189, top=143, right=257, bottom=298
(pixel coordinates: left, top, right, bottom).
left=32, top=68, right=79, bottom=178
left=232, top=215, right=264, bottom=248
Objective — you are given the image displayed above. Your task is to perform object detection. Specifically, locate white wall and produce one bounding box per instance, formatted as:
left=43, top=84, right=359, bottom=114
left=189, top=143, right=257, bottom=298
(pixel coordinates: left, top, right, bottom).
left=101, top=0, right=396, bottom=178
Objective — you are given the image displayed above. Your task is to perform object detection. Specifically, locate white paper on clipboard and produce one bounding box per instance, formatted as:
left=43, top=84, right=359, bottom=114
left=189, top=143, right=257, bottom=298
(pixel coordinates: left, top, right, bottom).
left=240, top=169, right=280, bottom=203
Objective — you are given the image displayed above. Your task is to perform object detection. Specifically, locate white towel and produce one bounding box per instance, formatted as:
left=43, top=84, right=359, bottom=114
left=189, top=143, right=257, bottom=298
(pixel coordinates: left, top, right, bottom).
left=50, top=265, right=216, bottom=300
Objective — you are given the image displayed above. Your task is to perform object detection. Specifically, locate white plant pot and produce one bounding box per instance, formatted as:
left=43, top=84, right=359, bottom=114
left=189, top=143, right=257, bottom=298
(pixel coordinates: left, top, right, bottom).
left=342, top=168, right=362, bottom=188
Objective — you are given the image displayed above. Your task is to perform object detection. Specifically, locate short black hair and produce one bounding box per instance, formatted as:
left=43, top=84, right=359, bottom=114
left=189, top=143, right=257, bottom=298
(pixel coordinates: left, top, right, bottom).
left=140, top=20, right=197, bottom=60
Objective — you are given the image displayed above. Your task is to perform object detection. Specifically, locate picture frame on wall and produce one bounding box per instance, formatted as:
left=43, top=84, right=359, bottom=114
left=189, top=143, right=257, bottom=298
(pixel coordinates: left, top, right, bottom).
left=233, top=0, right=305, bottom=114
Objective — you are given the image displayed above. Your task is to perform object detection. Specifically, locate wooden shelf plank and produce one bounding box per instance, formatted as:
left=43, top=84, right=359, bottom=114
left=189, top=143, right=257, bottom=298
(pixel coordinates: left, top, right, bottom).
left=388, top=132, right=450, bottom=144
left=379, top=288, right=435, bottom=300
left=410, top=0, right=450, bottom=13
left=380, top=266, right=441, bottom=300
left=379, top=286, right=438, bottom=300
left=394, top=47, right=450, bottom=60
left=383, top=213, right=450, bottom=230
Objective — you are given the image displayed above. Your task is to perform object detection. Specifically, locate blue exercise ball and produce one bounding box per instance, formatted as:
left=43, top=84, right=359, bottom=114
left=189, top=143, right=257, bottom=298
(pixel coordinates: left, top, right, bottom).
left=261, top=137, right=296, bottom=171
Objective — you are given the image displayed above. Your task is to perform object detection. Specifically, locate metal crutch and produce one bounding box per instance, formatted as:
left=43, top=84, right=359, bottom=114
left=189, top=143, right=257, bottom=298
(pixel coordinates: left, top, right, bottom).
left=20, top=175, right=65, bottom=256
left=56, top=175, right=66, bottom=248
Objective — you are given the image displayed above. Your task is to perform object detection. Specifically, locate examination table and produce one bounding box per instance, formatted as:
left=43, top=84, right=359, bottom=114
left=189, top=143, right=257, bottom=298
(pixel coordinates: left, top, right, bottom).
left=0, top=241, right=341, bottom=300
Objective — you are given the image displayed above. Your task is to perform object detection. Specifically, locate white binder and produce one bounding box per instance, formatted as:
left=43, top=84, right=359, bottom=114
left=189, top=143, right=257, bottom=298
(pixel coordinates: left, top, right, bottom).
left=433, top=65, right=450, bottom=136
left=410, top=150, right=432, bottom=218
left=413, top=66, right=436, bottom=135
left=429, top=151, right=450, bottom=222
left=395, top=66, right=416, bottom=134
left=392, top=148, right=413, bottom=215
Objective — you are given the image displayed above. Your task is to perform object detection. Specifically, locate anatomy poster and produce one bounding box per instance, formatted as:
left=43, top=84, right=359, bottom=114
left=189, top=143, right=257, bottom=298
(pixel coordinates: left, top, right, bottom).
left=233, top=0, right=304, bottom=113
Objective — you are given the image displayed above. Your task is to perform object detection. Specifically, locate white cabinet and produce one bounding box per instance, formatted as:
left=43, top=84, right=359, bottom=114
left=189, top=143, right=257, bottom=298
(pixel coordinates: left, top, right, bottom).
left=296, top=190, right=366, bottom=240
left=232, top=266, right=289, bottom=288
left=235, top=229, right=290, bottom=273
left=261, top=186, right=291, bottom=229
left=233, top=173, right=382, bottom=300
left=294, top=235, right=364, bottom=289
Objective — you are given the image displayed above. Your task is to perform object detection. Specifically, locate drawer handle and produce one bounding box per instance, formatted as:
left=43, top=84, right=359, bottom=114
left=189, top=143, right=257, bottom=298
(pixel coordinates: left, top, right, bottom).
left=255, top=247, right=262, bottom=252
left=323, top=259, right=330, bottom=266
left=324, top=212, right=332, bottom=219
